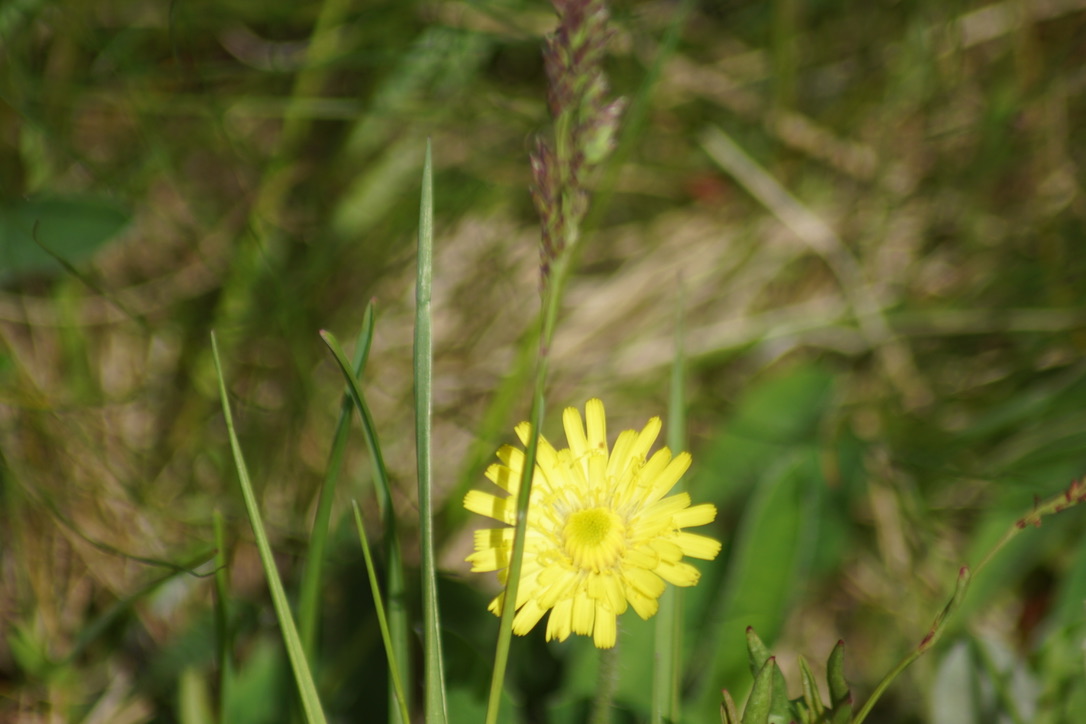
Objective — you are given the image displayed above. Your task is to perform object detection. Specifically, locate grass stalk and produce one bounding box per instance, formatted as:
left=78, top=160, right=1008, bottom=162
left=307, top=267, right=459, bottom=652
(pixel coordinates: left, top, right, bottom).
left=318, top=329, right=409, bottom=723
left=350, top=500, right=411, bottom=724
left=210, top=332, right=328, bottom=724
left=484, top=247, right=575, bottom=724
left=415, top=140, right=448, bottom=723
left=298, top=302, right=376, bottom=659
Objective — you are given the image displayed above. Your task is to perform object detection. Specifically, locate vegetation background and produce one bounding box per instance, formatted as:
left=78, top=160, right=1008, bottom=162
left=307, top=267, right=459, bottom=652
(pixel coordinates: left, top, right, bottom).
left=2, top=0, right=1086, bottom=722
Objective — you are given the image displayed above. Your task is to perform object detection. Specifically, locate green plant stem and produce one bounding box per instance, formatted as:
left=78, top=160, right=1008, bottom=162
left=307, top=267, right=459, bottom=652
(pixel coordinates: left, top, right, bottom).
left=852, top=479, right=1086, bottom=724
left=415, top=140, right=448, bottom=724
left=591, top=643, right=621, bottom=724
left=484, top=247, right=576, bottom=724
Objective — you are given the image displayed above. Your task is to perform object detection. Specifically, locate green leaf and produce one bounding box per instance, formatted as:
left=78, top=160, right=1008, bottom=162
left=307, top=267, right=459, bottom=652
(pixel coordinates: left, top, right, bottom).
left=827, top=640, right=852, bottom=723
left=742, top=656, right=776, bottom=724
left=721, top=690, right=741, bottom=724
left=797, top=655, right=825, bottom=720
left=0, top=195, right=130, bottom=279
left=415, top=138, right=448, bottom=724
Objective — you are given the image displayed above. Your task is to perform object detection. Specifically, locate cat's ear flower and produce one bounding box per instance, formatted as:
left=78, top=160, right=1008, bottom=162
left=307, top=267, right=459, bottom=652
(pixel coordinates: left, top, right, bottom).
left=464, top=399, right=720, bottom=649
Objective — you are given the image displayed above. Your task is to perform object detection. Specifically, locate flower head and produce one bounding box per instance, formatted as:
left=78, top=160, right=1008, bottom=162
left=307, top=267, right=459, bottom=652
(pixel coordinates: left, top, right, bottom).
left=464, top=399, right=721, bottom=648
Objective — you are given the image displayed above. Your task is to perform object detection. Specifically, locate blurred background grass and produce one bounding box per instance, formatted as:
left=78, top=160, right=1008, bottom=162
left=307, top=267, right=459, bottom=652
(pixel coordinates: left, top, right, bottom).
left=2, top=0, right=1086, bottom=722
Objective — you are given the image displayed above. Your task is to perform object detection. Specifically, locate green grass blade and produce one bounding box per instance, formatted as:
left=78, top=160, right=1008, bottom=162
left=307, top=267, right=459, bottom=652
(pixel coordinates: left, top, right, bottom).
left=210, top=331, right=328, bottom=724
left=415, top=140, right=448, bottom=723
left=318, top=328, right=409, bottom=721
left=653, top=287, right=687, bottom=724
left=351, top=500, right=411, bottom=724
left=298, top=302, right=376, bottom=659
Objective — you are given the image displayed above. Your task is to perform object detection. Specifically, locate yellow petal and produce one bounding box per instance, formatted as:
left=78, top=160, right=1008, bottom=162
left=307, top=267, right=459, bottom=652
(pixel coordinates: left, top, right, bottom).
left=487, top=591, right=505, bottom=616
left=623, top=546, right=659, bottom=569
left=588, top=571, right=628, bottom=614
left=673, top=502, right=717, bottom=529
left=563, top=405, right=588, bottom=458
left=572, top=592, right=595, bottom=636
left=627, top=588, right=659, bottom=620
left=585, top=399, right=608, bottom=454
left=463, top=490, right=515, bottom=524
left=466, top=547, right=507, bottom=572
left=546, top=597, right=573, bottom=642
left=592, top=604, right=617, bottom=648
left=512, top=599, right=548, bottom=635
left=655, top=559, right=700, bottom=587
left=675, top=531, right=721, bottom=560
left=618, top=417, right=662, bottom=478
left=484, top=462, right=517, bottom=493
left=606, top=429, right=639, bottom=480
left=639, top=492, right=691, bottom=526
left=646, top=452, right=692, bottom=503
left=623, top=566, right=665, bottom=599
left=649, top=538, right=683, bottom=562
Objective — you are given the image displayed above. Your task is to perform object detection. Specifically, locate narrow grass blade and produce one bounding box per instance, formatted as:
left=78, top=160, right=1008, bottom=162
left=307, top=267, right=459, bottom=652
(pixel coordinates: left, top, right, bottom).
left=210, top=332, right=328, bottom=724
left=298, top=302, right=376, bottom=659
left=351, top=500, right=411, bottom=724
left=653, top=286, right=687, bottom=724
left=415, top=139, right=449, bottom=723
left=318, top=328, right=409, bottom=722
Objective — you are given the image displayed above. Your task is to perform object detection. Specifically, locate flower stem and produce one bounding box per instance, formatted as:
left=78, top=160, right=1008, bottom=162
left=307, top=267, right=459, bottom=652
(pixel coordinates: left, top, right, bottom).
left=591, top=642, right=621, bottom=724
left=852, top=478, right=1086, bottom=724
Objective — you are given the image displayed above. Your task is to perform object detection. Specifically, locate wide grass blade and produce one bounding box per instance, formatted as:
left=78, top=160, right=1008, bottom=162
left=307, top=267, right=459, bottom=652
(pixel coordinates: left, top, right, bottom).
left=210, top=332, right=328, bottom=724
left=415, top=140, right=449, bottom=723
left=318, top=328, right=410, bottom=723
left=298, top=302, right=376, bottom=659
left=350, top=500, right=411, bottom=724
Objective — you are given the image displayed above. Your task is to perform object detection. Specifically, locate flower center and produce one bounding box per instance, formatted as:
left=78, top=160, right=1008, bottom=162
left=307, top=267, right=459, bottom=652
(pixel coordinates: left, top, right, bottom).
left=563, top=507, right=625, bottom=571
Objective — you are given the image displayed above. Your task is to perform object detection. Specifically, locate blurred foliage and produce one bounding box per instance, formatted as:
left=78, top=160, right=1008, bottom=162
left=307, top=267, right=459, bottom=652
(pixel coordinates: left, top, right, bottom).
left=2, top=0, right=1086, bottom=722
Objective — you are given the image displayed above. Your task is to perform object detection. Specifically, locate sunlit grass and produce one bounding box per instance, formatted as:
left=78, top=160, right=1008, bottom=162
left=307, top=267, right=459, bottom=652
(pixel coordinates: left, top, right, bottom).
left=3, top=0, right=1086, bottom=722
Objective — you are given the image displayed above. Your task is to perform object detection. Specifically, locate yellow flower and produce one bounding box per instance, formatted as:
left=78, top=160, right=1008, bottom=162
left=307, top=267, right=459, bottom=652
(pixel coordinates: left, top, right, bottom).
left=464, top=398, right=721, bottom=648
